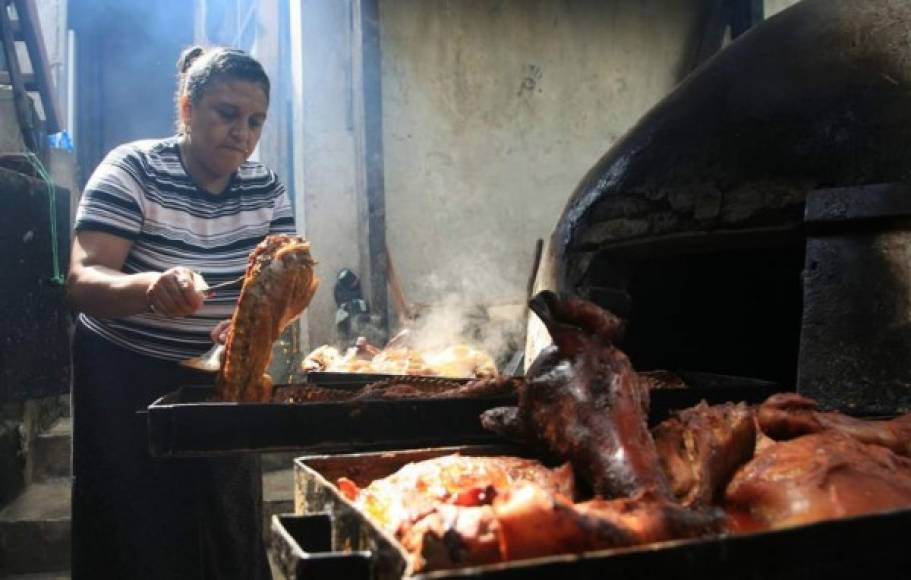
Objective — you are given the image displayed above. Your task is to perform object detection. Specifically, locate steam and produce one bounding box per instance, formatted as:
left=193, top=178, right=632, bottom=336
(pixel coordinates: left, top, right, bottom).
left=396, top=253, right=527, bottom=369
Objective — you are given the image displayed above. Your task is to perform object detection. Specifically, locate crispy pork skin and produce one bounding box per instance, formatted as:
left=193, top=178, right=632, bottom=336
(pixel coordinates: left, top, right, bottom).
left=399, top=504, right=503, bottom=572
left=338, top=454, right=575, bottom=538
left=758, top=392, right=911, bottom=456
left=216, top=235, right=319, bottom=402
left=652, top=401, right=756, bottom=508
left=725, top=430, right=911, bottom=531
left=495, top=483, right=720, bottom=563
left=401, top=480, right=722, bottom=573
left=521, top=291, right=670, bottom=499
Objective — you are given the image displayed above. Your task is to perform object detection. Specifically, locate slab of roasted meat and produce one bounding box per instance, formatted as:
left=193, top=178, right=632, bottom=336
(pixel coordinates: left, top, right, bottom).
left=343, top=453, right=719, bottom=574
left=339, top=455, right=573, bottom=573
left=336, top=454, right=575, bottom=542
left=493, top=482, right=719, bottom=564
left=216, top=235, right=319, bottom=402
left=652, top=401, right=756, bottom=508
left=725, top=430, right=911, bottom=531
left=757, top=392, right=911, bottom=457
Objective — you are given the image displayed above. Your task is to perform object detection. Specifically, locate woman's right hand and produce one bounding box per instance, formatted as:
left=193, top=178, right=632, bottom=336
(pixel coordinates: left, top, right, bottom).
left=146, top=267, right=205, bottom=318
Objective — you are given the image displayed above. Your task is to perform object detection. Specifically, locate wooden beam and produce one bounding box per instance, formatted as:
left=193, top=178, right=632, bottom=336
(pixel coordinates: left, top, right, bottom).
left=352, top=0, right=389, bottom=334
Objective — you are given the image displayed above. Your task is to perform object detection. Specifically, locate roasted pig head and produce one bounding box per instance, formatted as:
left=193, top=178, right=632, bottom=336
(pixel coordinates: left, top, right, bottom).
left=216, top=234, right=319, bottom=402
left=519, top=290, right=670, bottom=499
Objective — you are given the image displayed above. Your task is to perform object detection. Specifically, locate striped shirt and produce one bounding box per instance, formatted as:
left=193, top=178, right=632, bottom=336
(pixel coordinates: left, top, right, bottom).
left=74, top=137, right=295, bottom=361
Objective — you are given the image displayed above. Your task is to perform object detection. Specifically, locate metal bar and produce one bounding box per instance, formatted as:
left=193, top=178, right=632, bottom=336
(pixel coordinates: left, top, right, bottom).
left=804, top=183, right=911, bottom=225
left=352, top=0, right=388, bottom=335
left=13, top=0, right=61, bottom=132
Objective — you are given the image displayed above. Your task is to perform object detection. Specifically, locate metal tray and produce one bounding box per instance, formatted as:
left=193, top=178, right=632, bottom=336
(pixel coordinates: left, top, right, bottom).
left=146, top=372, right=781, bottom=457
left=147, top=386, right=514, bottom=457
left=282, top=445, right=911, bottom=580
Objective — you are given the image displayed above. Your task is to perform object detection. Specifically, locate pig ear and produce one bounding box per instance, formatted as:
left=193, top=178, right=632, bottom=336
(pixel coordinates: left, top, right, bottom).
left=528, top=290, right=559, bottom=327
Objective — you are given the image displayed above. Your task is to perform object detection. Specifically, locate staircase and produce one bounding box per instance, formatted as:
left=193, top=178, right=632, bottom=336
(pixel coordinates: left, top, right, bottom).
left=0, top=415, right=297, bottom=578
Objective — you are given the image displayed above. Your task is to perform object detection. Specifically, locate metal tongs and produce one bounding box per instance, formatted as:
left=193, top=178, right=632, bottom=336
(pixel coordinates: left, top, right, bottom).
left=178, top=273, right=245, bottom=372
left=196, top=274, right=245, bottom=298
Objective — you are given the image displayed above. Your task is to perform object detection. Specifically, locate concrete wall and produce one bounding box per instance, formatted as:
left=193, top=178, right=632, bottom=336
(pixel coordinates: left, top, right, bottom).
left=294, top=0, right=362, bottom=347
left=379, top=0, right=703, bottom=314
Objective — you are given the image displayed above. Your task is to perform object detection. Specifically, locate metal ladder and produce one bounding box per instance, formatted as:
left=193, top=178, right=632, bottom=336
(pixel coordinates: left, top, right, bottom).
left=0, top=0, right=60, bottom=156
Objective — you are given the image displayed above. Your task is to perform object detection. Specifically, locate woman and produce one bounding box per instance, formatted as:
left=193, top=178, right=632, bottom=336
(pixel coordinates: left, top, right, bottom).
left=66, top=46, right=292, bottom=579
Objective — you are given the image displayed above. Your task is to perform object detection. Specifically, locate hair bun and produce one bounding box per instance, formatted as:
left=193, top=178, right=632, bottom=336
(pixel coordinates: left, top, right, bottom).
left=177, top=46, right=205, bottom=74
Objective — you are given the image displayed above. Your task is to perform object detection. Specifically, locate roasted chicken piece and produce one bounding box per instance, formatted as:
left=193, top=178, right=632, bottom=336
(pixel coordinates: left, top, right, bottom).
left=216, top=235, right=319, bottom=402
left=652, top=401, right=756, bottom=508
left=725, top=430, right=911, bottom=532
left=757, top=392, right=911, bottom=457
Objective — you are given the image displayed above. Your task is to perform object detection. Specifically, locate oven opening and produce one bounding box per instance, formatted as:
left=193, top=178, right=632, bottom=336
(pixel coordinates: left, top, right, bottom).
left=586, top=238, right=805, bottom=387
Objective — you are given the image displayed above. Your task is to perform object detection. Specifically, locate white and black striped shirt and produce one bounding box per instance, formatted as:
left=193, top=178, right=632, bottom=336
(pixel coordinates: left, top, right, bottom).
left=74, top=137, right=295, bottom=361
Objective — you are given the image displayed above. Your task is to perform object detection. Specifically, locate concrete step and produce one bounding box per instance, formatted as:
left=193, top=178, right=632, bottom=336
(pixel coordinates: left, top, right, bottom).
left=261, top=450, right=304, bottom=473
left=263, top=467, right=294, bottom=542
left=0, top=466, right=295, bottom=577
left=5, top=573, right=71, bottom=579
left=0, top=478, right=71, bottom=575
left=31, top=419, right=71, bottom=483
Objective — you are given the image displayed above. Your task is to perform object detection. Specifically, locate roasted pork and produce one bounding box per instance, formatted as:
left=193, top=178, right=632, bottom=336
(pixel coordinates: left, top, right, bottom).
left=216, top=234, right=319, bottom=402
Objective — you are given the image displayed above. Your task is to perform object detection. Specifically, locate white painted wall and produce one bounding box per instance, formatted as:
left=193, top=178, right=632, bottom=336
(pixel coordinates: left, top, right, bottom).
left=294, top=0, right=362, bottom=347
left=379, top=0, right=702, bottom=314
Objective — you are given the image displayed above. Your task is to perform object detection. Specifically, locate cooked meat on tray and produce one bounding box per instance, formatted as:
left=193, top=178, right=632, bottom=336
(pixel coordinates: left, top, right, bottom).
left=331, top=292, right=911, bottom=574
left=725, top=430, right=911, bottom=531
left=274, top=375, right=521, bottom=404
left=336, top=454, right=576, bottom=537
left=302, top=339, right=498, bottom=379
left=653, top=401, right=756, bottom=508
left=757, top=392, right=911, bottom=456
left=216, top=234, right=319, bottom=402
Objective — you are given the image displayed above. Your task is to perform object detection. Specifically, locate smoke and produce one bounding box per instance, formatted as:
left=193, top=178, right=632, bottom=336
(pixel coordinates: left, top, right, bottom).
left=398, top=253, right=527, bottom=369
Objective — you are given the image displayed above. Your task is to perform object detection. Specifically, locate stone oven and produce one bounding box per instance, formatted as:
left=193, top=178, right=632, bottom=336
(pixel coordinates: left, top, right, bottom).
left=529, top=0, right=911, bottom=415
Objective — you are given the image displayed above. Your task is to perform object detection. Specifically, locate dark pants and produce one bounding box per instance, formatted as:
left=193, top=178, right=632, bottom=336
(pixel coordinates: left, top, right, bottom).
left=71, top=319, right=271, bottom=580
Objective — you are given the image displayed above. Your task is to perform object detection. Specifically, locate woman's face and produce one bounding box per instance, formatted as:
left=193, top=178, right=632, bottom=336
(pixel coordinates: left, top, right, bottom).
left=182, top=79, right=269, bottom=179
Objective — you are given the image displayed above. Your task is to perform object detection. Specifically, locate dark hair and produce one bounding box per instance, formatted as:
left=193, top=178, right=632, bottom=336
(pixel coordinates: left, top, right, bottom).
left=175, top=46, right=271, bottom=134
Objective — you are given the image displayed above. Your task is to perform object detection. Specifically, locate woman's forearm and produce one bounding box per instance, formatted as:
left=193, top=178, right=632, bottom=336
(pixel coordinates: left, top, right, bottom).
left=66, top=265, right=159, bottom=318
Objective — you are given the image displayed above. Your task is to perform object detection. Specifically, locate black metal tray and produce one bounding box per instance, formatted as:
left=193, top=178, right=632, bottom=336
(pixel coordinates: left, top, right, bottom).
left=146, top=372, right=782, bottom=457
left=282, top=444, right=911, bottom=580
left=271, top=509, right=911, bottom=580
left=147, top=386, right=514, bottom=457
